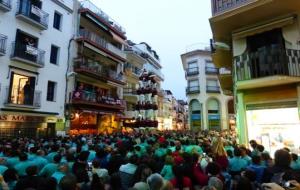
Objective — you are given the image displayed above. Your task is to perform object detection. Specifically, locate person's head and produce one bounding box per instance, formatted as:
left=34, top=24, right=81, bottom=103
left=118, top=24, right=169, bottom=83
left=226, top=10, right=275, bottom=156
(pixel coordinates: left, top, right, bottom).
left=53, top=154, right=62, bottom=163
left=239, top=146, right=248, bottom=156
left=226, top=149, right=233, bottom=158
left=257, top=145, right=264, bottom=153
left=242, top=170, right=256, bottom=182
left=78, top=151, right=90, bottom=162
left=233, top=148, right=242, bottom=157
left=164, top=155, right=174, bottom=165
left=291, top=153, right=298, bottom=162
left=129, top=154, right=138, bottom=165
left=92, top=160, right=100, bottom=169
left=147, top=173, right=164, bottom=190
left=58, top=162, right=69, bottom=173
left=208, top=177, right=223, bottom=190
left=59, top=175, right=78, bottom=190
left=26, top=165, right=38, bottom=176
left=274, top=149, right=291, bottom=168
left=249, top=140, right=257, bottom=149
left=19, top=152, right=28, bottom=161
left=37, top=150, right=45, bottom=156
left=212, top=137, right=227, bottom=157
left=252, top=155, right=261, bottom=165
left=235, top=177, right=252, bottom=190
left=3, top=169, right=18, bottom=182
left=206, top=162, right=221, bottom=176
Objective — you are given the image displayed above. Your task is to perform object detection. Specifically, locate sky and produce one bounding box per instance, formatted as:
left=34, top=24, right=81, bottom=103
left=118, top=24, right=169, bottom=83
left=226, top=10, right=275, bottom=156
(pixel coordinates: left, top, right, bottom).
left=91, top=0, right=212, bottom=100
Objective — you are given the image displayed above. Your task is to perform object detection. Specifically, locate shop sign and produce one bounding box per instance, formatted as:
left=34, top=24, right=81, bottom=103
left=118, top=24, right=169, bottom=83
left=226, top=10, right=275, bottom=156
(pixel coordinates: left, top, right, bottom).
left=0, top=115, right=45, bottom=122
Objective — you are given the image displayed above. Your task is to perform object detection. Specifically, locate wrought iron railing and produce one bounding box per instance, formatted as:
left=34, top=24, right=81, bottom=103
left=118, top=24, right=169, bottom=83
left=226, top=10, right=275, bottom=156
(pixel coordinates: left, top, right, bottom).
left=211, top=0, right=254, bottom=16
left=235, top=46, right=300, bottom=81
left=186, top=67, right=199, bottom=76
left=206, top=85, right=220, bottom=93
left=205, top=67, right=219, bottom=74
left=11, top=42, right=45, bottom=66
left=0, top=0, right=11, bottom=10
left=186, top=86, right=200, bottom=94
left=5, top=86, right=41, bottom=108
left=16, top=0, right=49, bottom=28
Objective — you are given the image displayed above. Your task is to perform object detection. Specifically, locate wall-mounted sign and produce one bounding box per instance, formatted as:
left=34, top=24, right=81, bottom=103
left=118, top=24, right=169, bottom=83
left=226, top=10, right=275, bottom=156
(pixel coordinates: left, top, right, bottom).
left=0, top=115, right=46, bottom=123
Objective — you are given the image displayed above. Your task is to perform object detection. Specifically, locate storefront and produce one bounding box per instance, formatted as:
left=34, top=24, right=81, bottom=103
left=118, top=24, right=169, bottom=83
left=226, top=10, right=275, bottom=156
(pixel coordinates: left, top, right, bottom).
left=68, top=109, right=122, bottom=135
left=0, top=113, right=59, bottom=138
left=246, top=107, right=300, bottom=156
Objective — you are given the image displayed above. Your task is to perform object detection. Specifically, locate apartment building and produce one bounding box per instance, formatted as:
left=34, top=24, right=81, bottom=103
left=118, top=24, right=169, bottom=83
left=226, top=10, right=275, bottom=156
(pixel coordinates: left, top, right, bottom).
left=181, top=49, right=233, bottom=131
left=0, top=0, right=75, bottom=138
left=210, top=0, right=300, bottom=154
left=65, top=0, right=127, bottom=135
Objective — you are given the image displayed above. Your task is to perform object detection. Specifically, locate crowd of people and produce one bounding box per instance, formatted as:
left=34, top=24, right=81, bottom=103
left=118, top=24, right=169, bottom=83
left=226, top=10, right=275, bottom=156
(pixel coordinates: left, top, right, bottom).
left=0, top=130, right=299, bottom=190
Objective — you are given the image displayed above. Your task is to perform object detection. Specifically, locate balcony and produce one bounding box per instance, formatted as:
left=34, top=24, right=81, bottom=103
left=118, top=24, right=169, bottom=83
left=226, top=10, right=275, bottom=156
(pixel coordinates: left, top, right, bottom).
left=218, top=68, right=233, bottom=95
left=235, top=47, right=300, bottom=90
left=123, top=88, right=137, bottom=98
left=205, top=67, right=219, bottom=74
left=186, top=67, right=199, bottom=76
left=4, top=87, right=41, bottom=109
left=0, top=34, right=7, bottom=56
left=0, top=0, right=11, bottom=12
left=11, top=42, right=45, bottom=68
left=16, top=0, right=49, bottom=30
left=211, top=0, right=254, bottom=16
left=206, top=86, right=221, bottom=93
left=74, top=58, right=125, bottom=85
left=70, top=90, right=126, bottom=110
left=78, top=29, right=126, bottom=61
left=186, top=86, right=200, bottom=95
left=124, top=63, right=142, bottom=77
left=79, top=0, right=126, bottom=37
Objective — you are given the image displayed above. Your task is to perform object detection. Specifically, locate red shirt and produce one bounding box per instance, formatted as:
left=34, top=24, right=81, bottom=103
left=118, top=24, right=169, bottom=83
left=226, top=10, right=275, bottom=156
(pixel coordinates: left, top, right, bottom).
left=170, top=177, right=192, bottom=189
left=215, top=155, right=229, bottom=170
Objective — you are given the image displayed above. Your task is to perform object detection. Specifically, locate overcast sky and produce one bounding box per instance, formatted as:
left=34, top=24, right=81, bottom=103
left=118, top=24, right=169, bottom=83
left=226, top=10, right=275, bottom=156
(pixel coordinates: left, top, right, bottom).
left=91, top=0, right=212, bottom=100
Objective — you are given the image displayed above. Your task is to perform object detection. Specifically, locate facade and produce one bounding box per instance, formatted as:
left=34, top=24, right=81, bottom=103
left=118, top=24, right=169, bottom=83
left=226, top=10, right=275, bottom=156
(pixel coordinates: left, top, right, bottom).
left=123, top=42, right=146, bottom=121
left=134, top=42, right=165, bottom=128
left=65, top=0, right=127, bottom=135
left=181, top=49, right=233, bottom=131
left=176, top=100, right=189, bottom=130
left=0, top=0, right=75, bottom=138
left=210, top=0, right=300, bottom=154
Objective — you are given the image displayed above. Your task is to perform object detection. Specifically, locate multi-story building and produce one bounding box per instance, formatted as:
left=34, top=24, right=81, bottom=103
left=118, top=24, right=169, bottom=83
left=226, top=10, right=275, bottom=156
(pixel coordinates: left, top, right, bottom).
left=123, top=41, right=146, bottom=120
left=134, top=42, right=165, bottom=127
left=181, top=49, right=233, bottom=131
left=65, top=0, right=127, bottom=135
left=210, top=0, right=300, bottom=153
left=0, top=0, right=75, bottom=138
left=176, top=100, right=189, bottom=130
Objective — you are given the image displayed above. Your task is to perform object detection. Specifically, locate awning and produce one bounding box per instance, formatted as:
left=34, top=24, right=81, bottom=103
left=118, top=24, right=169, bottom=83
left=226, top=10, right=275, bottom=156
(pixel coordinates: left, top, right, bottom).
left=218, top=74, right=233, bottom=95
left=110, top=31, right=127, bottom=45
left=232, top=14, right=296, bottom=39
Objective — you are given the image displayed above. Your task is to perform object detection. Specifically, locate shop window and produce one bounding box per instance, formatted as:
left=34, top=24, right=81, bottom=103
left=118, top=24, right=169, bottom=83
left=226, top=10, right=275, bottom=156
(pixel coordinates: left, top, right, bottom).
left=47, top=81, right=57, bottom=101
left=8, top=72, right=36, bottom=105
left=207, top=98, right=221, bottom=131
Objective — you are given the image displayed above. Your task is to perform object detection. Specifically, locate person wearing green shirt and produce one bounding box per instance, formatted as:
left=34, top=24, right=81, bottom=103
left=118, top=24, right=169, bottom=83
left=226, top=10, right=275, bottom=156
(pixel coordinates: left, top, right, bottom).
left=14, top=153, right=34, bottom=177
left=39, top=154, right=61, bottom=177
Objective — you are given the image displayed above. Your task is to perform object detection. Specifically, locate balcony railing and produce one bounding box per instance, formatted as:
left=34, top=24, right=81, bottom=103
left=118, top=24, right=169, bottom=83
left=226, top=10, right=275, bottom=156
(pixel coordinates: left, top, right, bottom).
left=74, top=58, right=125, bottom=85
left=5, top=87, right=41, bottom=108
left=79, top=29, right=126, bottom=60
left=123, top=88, right=137, bottom=95
left=71, top=90, right=126, bottom=109
left=11, top=42, right=45, bottom=67
left=186, top=67, right=199, bottom=76
left=235, top=47, right=300, bottom=81
left=0, top=34, right=7, bottom=56
left=186, top=86, right=200, bottom=94
left=206, top=86, right=221, bottom=93
left=16, top=0, right=49, bottom=30
left=219, top=67, right=232, bottom=75
left=211, top=0, right=254, bottom=16
left=124, top=63, right=142, bottom=77
left=0, top=0, right=11, bottom=11
left=205, top=67, right=219, bottom=74
left=79, top=0, right=126, bottom=35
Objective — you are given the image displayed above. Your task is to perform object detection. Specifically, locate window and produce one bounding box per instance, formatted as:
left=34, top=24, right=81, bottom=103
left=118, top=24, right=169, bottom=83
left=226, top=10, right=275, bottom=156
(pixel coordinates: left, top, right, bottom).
left=53, top=11, right=62, bottom=30
left=188, top=80, right=199, bottom=91
left=207, top=79, right=218, bottom=87
left=187, top=60, right=197, bottom=69
left=205, top=59, right=213, bottom=63
left=50, top=45, right=59, bottom=65
left=9, top=72, right=36, bottom=105
left=47, top=81, right=57, bottom=101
